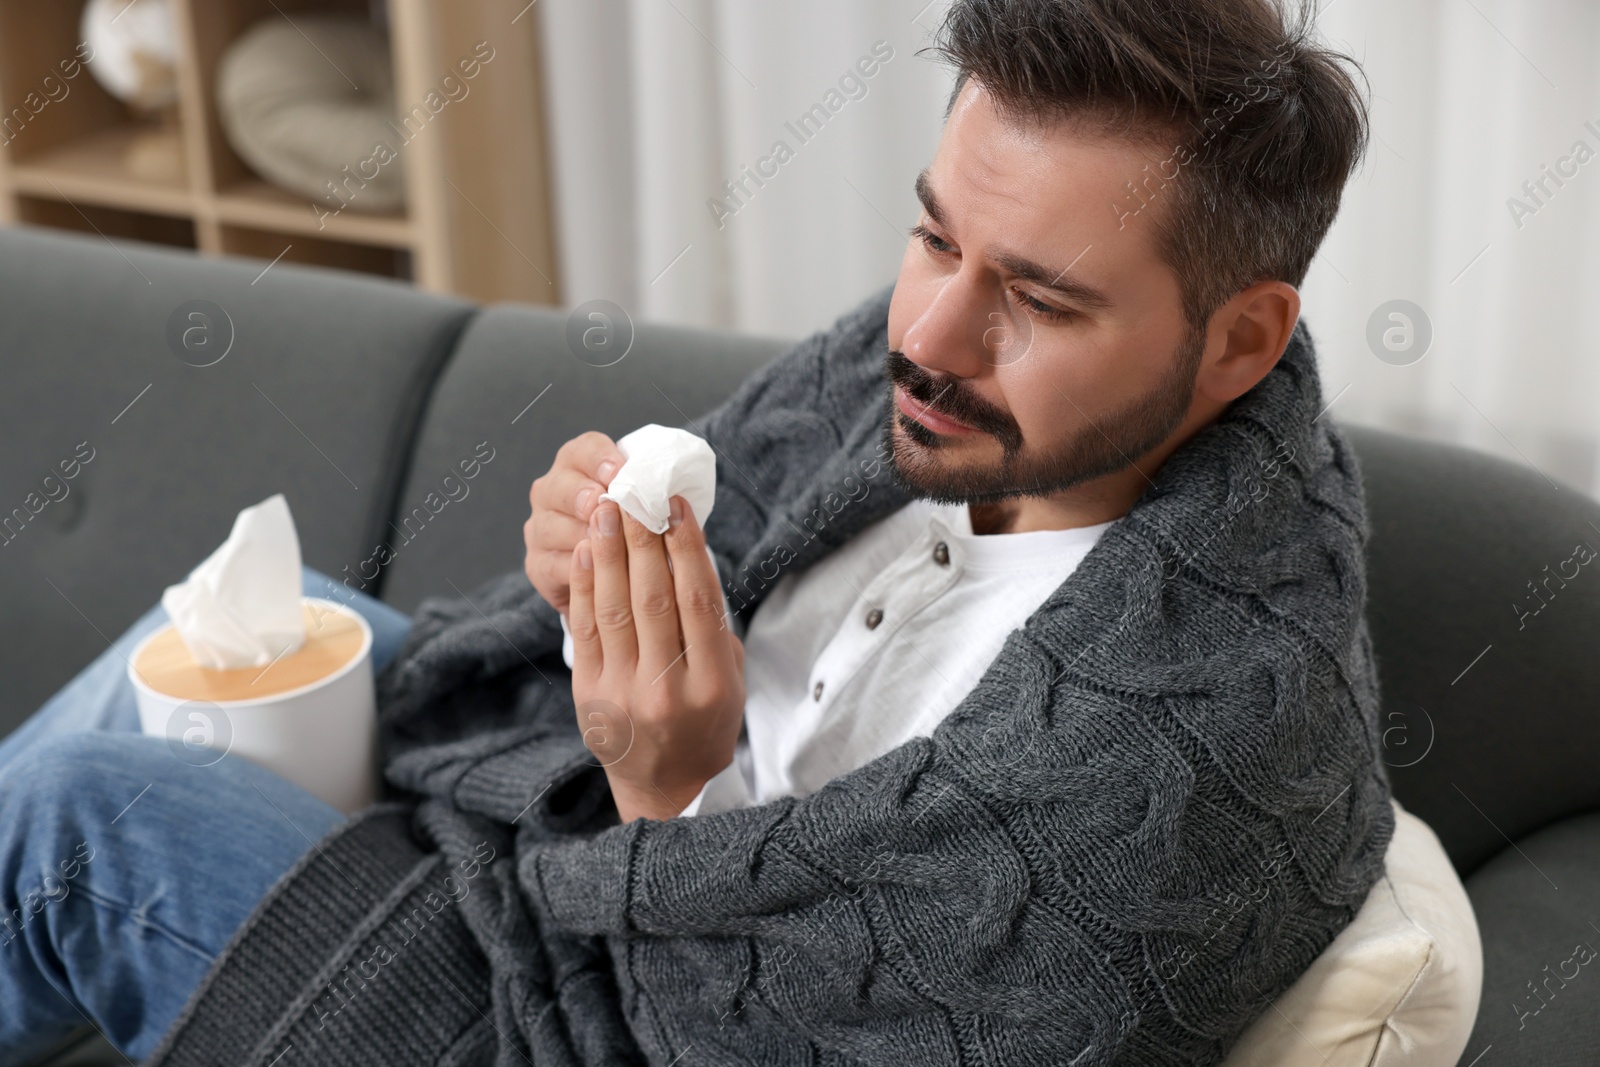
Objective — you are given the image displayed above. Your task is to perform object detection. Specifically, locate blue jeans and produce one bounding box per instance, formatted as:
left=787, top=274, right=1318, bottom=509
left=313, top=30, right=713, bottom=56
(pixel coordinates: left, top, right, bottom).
left=0, top=567, right=413, bottom=1066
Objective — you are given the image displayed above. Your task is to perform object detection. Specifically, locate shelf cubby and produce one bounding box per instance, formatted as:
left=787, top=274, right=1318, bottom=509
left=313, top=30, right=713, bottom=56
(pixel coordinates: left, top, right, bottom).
left=0, top=0, right=559, bottom=303
left=15, top=193, right=196, bottom=248
left=219, top=221, right=409, bottom=280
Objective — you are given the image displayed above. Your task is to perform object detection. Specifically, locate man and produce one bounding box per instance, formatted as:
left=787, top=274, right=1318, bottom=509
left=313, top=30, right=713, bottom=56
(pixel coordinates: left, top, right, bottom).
left=0, top=0, right=1390, bottom=1063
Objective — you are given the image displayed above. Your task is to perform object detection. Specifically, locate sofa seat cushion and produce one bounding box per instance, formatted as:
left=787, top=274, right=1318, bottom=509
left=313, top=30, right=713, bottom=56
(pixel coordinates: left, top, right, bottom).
left=1460, top=809, right=1600, bottom=1064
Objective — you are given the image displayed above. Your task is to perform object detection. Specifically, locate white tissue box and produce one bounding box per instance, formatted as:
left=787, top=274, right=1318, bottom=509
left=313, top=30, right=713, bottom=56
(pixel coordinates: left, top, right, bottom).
left=128, top=596, right=379, bottom=815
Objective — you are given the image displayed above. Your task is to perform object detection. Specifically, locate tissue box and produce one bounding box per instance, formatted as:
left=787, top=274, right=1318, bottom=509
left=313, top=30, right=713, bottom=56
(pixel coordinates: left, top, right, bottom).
left=128, top=596, right=378, bottom=815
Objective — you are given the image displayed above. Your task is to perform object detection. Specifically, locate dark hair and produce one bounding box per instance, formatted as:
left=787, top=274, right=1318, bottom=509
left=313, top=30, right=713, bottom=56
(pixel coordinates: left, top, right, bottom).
left=929, top=0, right=1369, bottom=331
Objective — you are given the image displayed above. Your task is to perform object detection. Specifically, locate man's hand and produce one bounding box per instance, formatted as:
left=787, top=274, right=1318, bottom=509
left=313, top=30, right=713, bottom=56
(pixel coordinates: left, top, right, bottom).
left=524, top=432, right=627, bottom=613
left=568, top=495, right=745, bottom=822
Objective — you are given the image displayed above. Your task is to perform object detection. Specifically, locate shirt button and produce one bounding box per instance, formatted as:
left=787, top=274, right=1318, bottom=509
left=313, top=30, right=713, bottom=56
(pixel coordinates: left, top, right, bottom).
left=812, top=680, right=825, bottom=701
left=932, top=541, right=950, bottom=565
left=865, top=608, right=884, bottom=630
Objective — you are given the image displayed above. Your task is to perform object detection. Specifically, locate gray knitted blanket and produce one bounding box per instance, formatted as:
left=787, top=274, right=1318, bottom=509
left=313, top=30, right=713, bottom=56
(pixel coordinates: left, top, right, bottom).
left=145, top=284, right=1393, bottom=1066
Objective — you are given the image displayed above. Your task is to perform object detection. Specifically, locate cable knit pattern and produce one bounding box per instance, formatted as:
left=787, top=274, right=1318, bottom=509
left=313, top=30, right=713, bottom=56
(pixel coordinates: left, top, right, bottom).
left=143, top=283, right=1392, bottom=1066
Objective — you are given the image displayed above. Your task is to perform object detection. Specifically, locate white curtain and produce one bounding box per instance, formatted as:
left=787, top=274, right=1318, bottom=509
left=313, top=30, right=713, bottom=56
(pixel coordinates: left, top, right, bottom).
left=1302, top=0, right=1600, bottom=497
left=537, top=0, right=1600, bottom=497
left=536, top=0, right=956, bottom=339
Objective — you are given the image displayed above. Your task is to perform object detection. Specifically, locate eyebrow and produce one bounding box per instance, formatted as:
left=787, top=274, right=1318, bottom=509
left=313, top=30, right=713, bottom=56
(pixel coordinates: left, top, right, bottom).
left=913, top=168, right=1114, bottom=312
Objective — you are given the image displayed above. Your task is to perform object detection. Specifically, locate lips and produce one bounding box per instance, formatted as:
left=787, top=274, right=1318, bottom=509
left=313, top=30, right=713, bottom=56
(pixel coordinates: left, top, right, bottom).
left=894, top=386, right=979, bottom=435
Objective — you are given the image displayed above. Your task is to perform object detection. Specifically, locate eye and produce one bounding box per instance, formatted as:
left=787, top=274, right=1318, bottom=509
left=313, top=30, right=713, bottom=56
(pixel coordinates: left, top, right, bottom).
left=910, top=223, right=954, bottom=256
left=1010, top=287, right=1072, bottom=323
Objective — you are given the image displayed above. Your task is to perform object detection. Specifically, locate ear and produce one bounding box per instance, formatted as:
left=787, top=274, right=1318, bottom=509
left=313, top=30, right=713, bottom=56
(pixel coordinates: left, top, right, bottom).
left=1196, top=280, right=1301, bottom=406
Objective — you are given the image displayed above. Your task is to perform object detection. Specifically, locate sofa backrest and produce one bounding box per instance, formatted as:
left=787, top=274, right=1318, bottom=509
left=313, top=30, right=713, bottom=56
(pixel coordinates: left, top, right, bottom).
left=1344, top=424, right=1600, bottom=875
left=0, top=226, right=474, bottom=730
left=372, top=304, right=790, bottom=613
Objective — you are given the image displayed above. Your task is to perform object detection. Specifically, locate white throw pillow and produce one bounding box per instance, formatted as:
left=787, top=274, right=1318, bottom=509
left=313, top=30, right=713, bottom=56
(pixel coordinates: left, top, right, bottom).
left=1220, top=799, right=1482, bottom=1066
left=216, top=14, right=405, bottom=213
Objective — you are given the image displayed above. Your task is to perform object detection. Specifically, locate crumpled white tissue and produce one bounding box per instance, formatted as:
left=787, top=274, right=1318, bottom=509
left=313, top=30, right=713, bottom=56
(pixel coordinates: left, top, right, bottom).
left=160, top=493, right=306, bottom=669
left=559, top=424, right=724, bottom=670
left=599, top=424, right=717, bottom=534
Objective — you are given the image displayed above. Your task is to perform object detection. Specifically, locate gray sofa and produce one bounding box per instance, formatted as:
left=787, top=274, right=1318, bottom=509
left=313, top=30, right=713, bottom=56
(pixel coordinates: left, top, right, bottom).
left=2, top=225, right=1596, bottom=1065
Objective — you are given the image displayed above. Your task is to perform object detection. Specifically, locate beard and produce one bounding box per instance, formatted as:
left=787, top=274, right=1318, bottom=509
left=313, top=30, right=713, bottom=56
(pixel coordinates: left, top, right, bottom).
left=881, top=326, right=1207, bottom=506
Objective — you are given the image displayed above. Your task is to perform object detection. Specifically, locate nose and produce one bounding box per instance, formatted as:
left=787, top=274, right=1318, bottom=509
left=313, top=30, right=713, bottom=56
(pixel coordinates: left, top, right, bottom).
left=900, top=269, right=996, bottom=380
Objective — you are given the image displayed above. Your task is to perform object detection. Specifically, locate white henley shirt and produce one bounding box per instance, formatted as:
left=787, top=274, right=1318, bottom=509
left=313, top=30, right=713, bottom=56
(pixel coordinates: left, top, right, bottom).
left=562, top=497, right=1115, bottom=817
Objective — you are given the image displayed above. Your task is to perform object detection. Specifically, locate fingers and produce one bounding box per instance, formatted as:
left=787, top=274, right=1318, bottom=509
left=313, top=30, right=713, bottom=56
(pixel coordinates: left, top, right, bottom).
left=617, top=506, right=683, bottom=673
left=567, top=539, right=601, bottom=678
left=527, top=432, right=627, bottom=614
left=538, top=466, right=611, bottom=524
left=661, top=496, right=735, bottom=681
left=588, top=500, right=639, bottom=669
left=526, top=478, right=599, bottom=613
left=531, top=507, right=588, bottom=560
left=540, top=508, right=592, bottom=550
left=525, top=504, right=586, bottom=606
left=529, top=547, right=577, bottom=613
left=554, top=432, right=625, bottom=488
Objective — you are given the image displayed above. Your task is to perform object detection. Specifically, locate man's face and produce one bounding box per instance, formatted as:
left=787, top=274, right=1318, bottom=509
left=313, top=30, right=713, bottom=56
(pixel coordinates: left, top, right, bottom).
left=885, top=79, right=1207, bottom=506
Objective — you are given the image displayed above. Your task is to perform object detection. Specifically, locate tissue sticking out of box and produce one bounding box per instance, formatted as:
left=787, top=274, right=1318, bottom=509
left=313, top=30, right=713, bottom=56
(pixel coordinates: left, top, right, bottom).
left=599, top=424, right=717, bottom=535
left=160, top=493, right=307, bottom=670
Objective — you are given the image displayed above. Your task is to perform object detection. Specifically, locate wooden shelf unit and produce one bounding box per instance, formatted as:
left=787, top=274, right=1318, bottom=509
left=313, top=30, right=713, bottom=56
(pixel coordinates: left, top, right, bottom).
left=0, top=0, right=560, bottom=302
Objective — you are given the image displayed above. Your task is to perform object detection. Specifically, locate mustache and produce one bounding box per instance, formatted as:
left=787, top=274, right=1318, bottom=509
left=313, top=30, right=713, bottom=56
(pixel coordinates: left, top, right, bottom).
left=883, top=350, right=1021, bottom=447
